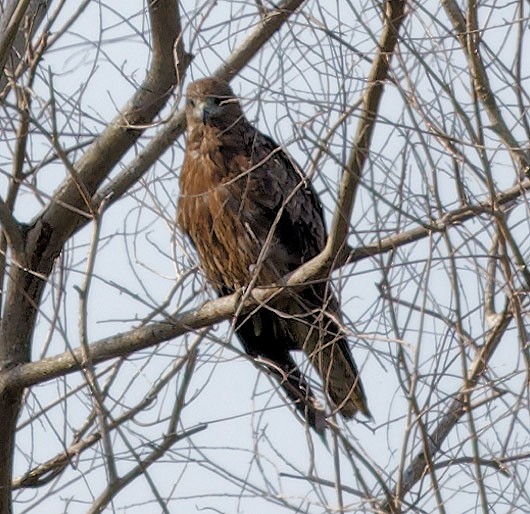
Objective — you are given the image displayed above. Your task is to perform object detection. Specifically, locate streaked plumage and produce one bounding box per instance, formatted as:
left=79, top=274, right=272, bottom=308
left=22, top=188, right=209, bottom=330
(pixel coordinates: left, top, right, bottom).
left=177, top=77, right=369, bottom=432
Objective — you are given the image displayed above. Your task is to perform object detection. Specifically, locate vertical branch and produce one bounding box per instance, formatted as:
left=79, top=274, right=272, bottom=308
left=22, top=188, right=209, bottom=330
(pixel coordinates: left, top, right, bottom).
left=327, top=0, right=407, bottom=262
left=76, top=201, right=118, bottom=482
left=442, top=0, right=530, bottom=174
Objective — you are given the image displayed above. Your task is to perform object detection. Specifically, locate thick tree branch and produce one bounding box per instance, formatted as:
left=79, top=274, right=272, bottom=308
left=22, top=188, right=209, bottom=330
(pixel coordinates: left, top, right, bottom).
left=2, top=1, right=528, bottom=512
left=214, top=0, right=306, bottom=81
left=92, top=0, right=306, bottom=211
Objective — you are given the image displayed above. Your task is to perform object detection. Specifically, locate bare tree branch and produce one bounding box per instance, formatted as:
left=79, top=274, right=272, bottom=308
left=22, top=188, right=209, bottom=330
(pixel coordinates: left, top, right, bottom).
left=0, top=0, right=51, bottom=95
left=327, top=0, right=407, bottom=261
left=0, top=0, right=33, bottom=74
left=442, top=0, right=530, bottom=173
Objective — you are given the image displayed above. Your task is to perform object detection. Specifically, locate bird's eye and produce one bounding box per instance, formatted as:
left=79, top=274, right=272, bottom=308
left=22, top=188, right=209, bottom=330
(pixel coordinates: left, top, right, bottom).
left=187, top=99, right=196, bottom=108
left=211, top=96, right=222, bottom=106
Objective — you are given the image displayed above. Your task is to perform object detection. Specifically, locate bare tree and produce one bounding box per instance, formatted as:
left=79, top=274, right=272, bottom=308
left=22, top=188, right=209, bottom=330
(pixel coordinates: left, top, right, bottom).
left=0, top=0, right=529, bottom=513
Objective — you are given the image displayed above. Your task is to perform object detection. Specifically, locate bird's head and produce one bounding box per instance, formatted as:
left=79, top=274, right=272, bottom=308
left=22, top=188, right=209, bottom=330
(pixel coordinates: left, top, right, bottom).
left=185, top=78, right=244, bottom=130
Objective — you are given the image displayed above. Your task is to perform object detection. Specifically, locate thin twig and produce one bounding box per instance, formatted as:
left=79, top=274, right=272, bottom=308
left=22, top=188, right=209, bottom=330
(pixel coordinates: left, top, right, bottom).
left=85, top=349, right=203, bottom=514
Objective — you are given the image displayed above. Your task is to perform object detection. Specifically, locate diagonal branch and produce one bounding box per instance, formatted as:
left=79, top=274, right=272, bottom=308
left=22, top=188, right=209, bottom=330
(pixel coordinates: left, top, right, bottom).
left=0, top=0, right=51, bottom=96
left=441, top=0, right=530, bottom=173
left=92, top=0, right=306, bottom=212
left=380, top=302, right=513, bottom=512
left=29, top=0, right=187, bottom=270
left=327, top=0, right=407, bottom=261
left=348, top=179, right=530, bottom=263
left=0, top=0, right=33, bottom=77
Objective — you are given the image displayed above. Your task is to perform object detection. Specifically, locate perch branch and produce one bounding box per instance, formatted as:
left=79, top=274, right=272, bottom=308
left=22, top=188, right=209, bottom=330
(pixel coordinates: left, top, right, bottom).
left=5, top=177, right=529, bottom=391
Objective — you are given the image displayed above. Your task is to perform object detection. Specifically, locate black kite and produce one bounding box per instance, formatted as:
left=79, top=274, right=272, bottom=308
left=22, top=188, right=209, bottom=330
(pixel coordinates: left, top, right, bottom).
left=177, top=78, right=369, bottom=432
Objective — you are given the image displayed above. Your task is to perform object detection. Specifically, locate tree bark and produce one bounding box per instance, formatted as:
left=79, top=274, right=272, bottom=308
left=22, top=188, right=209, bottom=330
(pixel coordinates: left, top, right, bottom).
left=0, top=1, right=185, bottom=510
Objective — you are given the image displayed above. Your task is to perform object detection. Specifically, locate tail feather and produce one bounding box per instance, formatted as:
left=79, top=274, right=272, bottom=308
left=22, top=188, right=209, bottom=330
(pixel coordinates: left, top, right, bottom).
left=235, top=310, right=326, bottom=433
left=311, top=331, right=370, bottom=419
left=234, top=285, right=370, bottom=432
left=277, top=286, right=371, bottom=419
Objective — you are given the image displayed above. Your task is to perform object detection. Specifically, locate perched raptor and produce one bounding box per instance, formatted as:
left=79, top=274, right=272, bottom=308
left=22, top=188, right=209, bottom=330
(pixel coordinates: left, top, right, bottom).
left=177, top=77, right=369, bottom=432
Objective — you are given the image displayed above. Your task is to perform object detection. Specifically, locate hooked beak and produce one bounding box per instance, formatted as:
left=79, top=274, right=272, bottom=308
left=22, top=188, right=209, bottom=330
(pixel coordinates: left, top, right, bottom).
left=201, top=105, right=212, bottom=124
left=191, top=98, right=217, bottom=125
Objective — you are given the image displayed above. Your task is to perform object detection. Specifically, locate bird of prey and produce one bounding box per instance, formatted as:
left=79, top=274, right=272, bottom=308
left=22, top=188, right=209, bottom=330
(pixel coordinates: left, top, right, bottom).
left=177, top=77, right=369, bottom=432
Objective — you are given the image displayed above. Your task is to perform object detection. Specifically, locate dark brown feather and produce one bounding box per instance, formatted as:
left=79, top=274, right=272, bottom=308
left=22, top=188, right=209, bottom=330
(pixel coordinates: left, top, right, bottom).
left=177, top=77, right=370, bottom=431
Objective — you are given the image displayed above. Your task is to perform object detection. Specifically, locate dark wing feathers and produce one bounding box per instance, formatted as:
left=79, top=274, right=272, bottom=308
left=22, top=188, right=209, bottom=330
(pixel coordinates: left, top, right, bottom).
left=178, top=78, right=369, bottom=431
left=234, top=129, right=370, bottom=424
left=252, top=132, right=327, bottom=264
